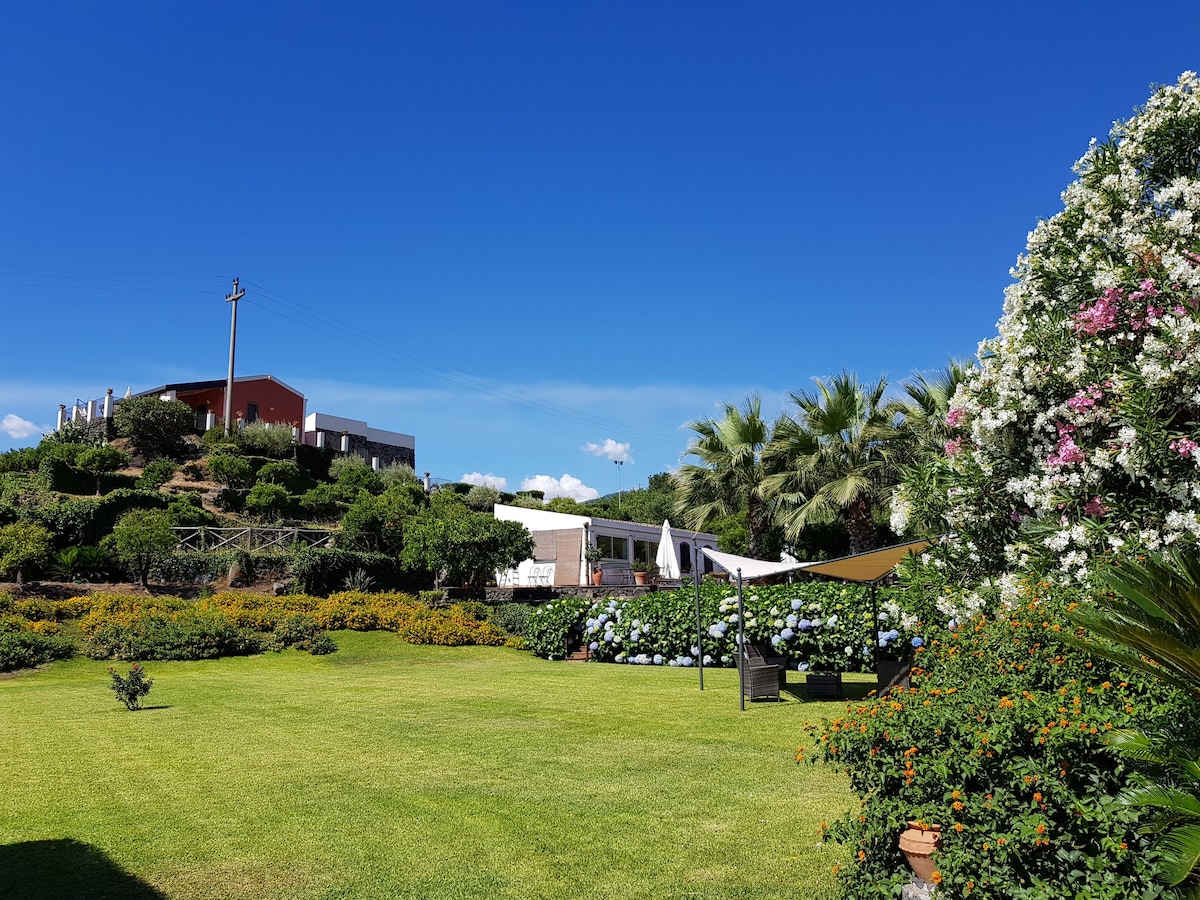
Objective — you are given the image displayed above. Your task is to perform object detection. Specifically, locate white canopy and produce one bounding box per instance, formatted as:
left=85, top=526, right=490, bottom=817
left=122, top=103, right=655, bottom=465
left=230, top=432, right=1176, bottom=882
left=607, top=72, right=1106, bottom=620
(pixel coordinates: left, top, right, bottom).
left=700, top=538, right=933, bottom=584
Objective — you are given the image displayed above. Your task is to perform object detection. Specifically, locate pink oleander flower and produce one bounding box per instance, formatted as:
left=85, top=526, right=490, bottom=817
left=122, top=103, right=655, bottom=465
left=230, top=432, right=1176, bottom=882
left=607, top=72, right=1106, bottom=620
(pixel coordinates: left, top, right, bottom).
left=944, top=438, right=964, bottom=457
left=945, top=407, right=965, bottom=428
left=1067, top=385, right=1103, bottom=412
left=1170, top=437, right=1199, bottom=459
left=1048, top=434, right=1085, bottom=467
left=1072, top=288, right=1123, bottom=336
left=1083, top=496, right=1108, bottom=517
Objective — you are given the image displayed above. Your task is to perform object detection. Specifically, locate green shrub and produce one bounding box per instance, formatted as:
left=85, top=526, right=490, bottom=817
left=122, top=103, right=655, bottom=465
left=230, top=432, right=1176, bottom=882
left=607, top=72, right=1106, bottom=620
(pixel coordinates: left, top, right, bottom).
left=0, top=619, right=74, bottom=671
left=267, top=613, right=337, bottom=654
left=47, top=545, right=115, bottom=582
left=108, top=662, right=153, bottom=710
left=256, top=460, right=308, bottom=493
left=330, top=457, right=383, bottom=494
left=245, top=482, right=292, bottom=521
left=237, top=422, right=297, bottom=459
left=524, top=597, right=592, bottom=659
left=36, top=489, right=169, bottom=548
left=110, top=509, right=179, bottom=587
left=82, top=600, right=264, bottom=661
left=137, top=459, right=177, bottom=490
left=289, top=547, right=402, bottom=596
left=801, top=581, right=1188, bottom=898
left=36, top=457, right=94, bottom=494
left=112, top=397, right=195, bottom=460
left=207, top=454, right=255, bottom=489
left=166, top=493, right=216, bottom=527
left=490, top=602, right=533, bottom=637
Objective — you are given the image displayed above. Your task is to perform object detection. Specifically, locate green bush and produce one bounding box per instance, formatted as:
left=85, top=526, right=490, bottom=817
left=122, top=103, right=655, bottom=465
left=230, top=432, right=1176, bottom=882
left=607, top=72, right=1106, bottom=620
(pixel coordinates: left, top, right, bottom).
left=0, top=619, right=74, bottom=671
left=36, top=457, right=94, bottom=494
left=330, top=457, right=383, bottom=495
left=256, top=460, right=309, bottom=493
left=289, top=547, right=403, bottom=596
left=36, top=489, right=169, bottom=548
left=489, top=602, right=534, bottom=637
left=112, top=396, right=195, bottom=460
left=137, top=459, right=177, bottom=490
left=108, top=662, right=153, bottom=710
left=238, top=422, right=297, bottom=459
left=245, top=482, right=292, bottom=521
left=267, top=613, right=337, bottom=654
left=82, top=598, right=264, bottom=661
left=801, top=581, right=1188, bottom=898
left=206, top=454, right=255, bottom=489
left=47, top=545, right=115, bottom=582
left=524, top=596, right=591, bottom=659
left=165, top=493, right=216, bottom=527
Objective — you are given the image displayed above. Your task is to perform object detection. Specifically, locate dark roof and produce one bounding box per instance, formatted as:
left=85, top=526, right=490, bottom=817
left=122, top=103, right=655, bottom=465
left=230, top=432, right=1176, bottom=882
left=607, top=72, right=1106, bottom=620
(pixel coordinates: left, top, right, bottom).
left=132, top=375, right=305, bottom=400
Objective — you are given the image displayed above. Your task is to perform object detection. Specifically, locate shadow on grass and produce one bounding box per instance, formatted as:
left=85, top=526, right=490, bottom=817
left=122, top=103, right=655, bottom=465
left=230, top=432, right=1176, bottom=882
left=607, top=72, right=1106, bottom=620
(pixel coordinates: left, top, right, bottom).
left=780, top=679, right=879, bottom=703
left=0, top=838, right=166, bottom=900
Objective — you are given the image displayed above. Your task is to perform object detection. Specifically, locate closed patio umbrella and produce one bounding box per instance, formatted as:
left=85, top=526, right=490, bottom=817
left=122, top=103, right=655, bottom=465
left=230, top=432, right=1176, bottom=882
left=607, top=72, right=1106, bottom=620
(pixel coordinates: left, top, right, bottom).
left=655, top=519, right=681, bottom=579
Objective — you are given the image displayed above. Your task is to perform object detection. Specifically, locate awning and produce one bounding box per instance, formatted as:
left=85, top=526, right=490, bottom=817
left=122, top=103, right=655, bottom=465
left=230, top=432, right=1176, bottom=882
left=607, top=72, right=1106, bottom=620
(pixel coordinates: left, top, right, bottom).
left=701, top=538, right=933, bottom=584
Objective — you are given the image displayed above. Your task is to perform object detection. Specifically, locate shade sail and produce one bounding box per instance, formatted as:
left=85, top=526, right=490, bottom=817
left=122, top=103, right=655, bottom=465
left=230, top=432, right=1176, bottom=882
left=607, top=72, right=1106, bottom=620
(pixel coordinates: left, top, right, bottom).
left=701, top=538, right=933, bottom=584
left=655, top=520, right=681, bottom=579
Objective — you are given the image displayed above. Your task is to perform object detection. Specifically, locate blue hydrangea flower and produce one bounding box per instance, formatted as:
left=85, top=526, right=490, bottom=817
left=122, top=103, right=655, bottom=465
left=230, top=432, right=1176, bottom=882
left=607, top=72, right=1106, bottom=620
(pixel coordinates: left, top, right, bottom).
left=786, top=614, right=798, bottom=627
left=781, top=627, right=794, bottom=640
left=797, top=661, right=810, bottom=672
left=912, top=637, right=924, bottom=648
left=770, top=635, right=782, bottom=646
left=790, top=599, right=803, bottom=610
left=653, top=654, right=663, bottom=665
left=798, top=618, right=812, bottom=630
left=588, top=641, right=599, bottom=651
left=827, top=614, right=839, bottom=626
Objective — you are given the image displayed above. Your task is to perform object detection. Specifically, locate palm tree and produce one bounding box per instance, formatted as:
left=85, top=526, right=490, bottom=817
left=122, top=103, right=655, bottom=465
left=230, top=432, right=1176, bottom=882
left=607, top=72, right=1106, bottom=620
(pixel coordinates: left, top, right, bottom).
left=892, top=360, right=973, bottom=460
left=673, top=395, right=774, bottom=559
left=1067, top=549, right=1200, bottom=895
left=763, top=372, right=901, bottom=556
left=887, top=360, right=974, bottom=538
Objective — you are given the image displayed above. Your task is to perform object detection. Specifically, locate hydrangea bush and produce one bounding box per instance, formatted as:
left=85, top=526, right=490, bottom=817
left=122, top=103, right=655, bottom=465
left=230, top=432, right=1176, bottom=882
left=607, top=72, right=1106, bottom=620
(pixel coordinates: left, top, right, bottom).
left=527, top=582, right=921, bottom=672
left=893, top=72, right=1200, bottom=588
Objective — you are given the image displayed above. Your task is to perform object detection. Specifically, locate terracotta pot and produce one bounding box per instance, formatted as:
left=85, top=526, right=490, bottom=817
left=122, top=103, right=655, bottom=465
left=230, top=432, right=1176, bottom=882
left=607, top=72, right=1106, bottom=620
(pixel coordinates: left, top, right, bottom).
left=591, top=569, right=603, bottom=586
left=633, top=571, right=648, bottom=585
left=899, top=821, right=941, bottom=883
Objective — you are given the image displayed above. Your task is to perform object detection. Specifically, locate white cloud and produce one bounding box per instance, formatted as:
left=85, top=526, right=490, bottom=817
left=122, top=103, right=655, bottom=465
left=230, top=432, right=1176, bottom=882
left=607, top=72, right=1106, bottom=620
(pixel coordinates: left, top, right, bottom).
left=1, top=414, right=46, bottom=439
left=584, top=438, right=633, bottom=463
left=521, top=473, right=599, bottom=502
left=461, top=472, right=508, bottom=490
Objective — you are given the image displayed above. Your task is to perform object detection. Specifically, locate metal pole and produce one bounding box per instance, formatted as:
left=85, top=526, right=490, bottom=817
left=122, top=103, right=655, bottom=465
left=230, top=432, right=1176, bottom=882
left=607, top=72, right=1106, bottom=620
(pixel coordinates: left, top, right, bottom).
left=737, top=568, right=745, bottom=711
left=694, top=540, right=704, bottom=691
left=614, top=460, right=623, bottom=513
left=223, top=277, right=245, bottom=437
left=871, top=581, right=880, bottom=671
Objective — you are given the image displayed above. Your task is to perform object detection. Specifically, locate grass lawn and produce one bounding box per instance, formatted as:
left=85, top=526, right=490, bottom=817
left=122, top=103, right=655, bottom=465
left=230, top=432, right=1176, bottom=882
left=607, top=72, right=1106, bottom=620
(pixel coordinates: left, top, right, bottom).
left=0, top=633, right=856, bottom=899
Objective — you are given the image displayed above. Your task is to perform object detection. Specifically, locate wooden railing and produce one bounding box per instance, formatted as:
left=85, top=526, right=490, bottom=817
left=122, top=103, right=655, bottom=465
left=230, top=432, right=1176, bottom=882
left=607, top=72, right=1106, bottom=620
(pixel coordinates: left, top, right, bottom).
left=172, top=526, right=337, bottom=553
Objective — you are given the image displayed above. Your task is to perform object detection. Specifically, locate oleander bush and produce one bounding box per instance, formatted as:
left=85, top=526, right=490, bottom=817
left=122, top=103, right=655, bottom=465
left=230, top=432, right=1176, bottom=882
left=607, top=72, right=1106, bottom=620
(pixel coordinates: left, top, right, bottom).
left=800, top=579, right=1190, bottom=899
left=489, top=602, right=534, bottom=637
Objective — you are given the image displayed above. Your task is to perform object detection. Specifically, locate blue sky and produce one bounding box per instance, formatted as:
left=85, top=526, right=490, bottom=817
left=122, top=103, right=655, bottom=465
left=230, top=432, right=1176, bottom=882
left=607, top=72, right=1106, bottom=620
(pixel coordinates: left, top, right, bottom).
left=2, top=2, right=1198, bottom=501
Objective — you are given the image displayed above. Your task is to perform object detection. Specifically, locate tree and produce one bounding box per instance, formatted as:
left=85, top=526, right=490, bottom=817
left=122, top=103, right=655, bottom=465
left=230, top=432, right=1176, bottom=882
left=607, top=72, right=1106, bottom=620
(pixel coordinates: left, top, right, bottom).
left=245, top=482, right=291, bottom=522
left=112, top=396, right=195, bottom=460
left=900, top=73, right=1200, bottom=580
left=76, top=445, right=131, bottom=495
left=674, top=395, right=774, bottom=559
left=887, top=361, right=974, bottom=539
left=110, top=509, right=177, bottom=588
left=206, top=454, right=255, bottom=489
left=340, top=481, right=427, bottom=552
left=400, top=493, right=533, bottom=588
left=463, top=484, right=501, bottom=512
left=764, top=372, right=901, bottom=556
left=0, top=521, right=53, bottom=588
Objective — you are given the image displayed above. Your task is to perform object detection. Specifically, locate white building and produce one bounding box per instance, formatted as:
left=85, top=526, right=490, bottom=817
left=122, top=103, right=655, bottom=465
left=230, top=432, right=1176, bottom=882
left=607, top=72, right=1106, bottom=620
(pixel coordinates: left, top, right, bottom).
left=493, top=504, right=720, bottom=587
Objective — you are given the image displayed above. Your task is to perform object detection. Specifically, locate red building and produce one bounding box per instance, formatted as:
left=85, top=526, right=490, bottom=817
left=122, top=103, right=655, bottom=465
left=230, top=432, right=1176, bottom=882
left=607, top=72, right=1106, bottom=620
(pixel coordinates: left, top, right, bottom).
left=133, top=375, right=305, bottom=431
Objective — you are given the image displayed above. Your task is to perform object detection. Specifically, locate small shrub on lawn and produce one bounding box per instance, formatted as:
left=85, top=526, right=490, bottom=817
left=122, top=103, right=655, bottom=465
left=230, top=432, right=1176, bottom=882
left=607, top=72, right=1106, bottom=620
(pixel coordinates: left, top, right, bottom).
left=108, top=662, right=153, bottom=710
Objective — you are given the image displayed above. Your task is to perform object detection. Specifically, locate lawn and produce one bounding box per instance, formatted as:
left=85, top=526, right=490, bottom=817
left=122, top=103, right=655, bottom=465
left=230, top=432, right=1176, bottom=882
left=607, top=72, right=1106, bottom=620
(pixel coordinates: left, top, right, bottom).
left=0, top=633, right=855, bottom=899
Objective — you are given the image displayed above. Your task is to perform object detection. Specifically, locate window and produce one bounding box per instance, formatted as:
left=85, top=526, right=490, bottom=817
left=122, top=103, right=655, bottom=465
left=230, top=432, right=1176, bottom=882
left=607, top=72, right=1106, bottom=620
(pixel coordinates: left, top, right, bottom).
left=633, top=539, right=658, bottom=567
left=595, top=534, right=628, bottom=560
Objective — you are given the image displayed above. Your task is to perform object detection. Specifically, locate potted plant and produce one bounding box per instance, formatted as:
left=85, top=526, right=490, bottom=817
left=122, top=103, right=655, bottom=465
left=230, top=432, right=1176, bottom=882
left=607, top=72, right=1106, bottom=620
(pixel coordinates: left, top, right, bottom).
left=585, top=546, right=603, bottom=586
left=630, top=561, right=657, bottom=586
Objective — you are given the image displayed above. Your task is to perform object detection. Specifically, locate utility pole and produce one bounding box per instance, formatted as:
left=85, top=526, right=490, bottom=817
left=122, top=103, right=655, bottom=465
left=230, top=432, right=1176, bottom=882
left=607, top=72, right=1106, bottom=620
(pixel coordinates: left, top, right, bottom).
left=223, top=277, right=245, bottom=436
left=614, top=459, right=624, bottom=513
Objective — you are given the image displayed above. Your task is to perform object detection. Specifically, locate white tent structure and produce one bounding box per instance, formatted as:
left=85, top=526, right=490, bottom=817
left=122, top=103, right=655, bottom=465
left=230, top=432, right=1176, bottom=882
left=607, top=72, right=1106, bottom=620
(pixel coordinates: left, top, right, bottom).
left=700, top=538, right=933, bottom=585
